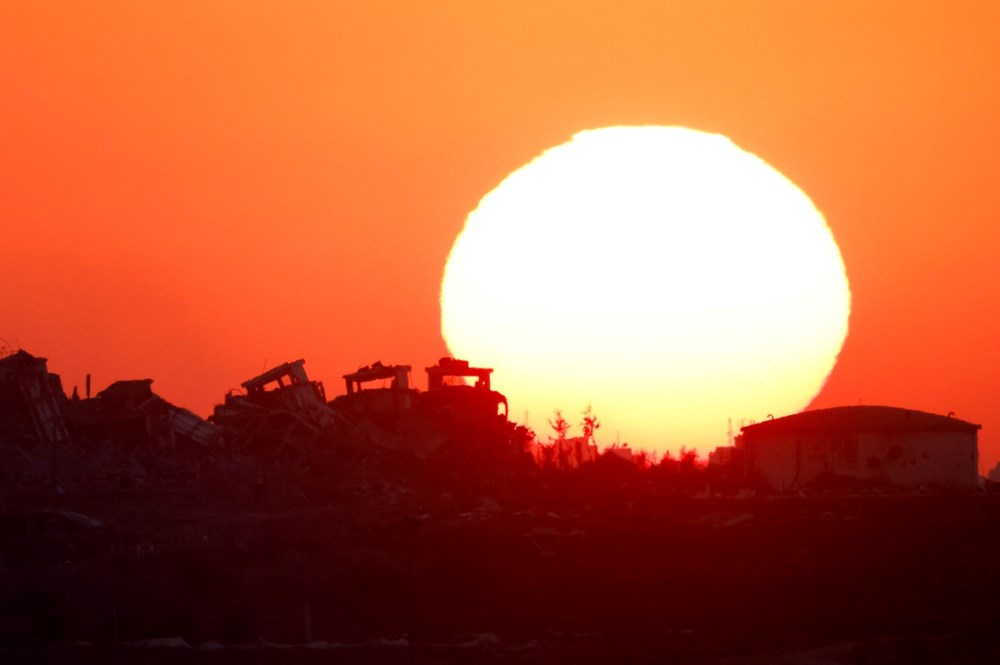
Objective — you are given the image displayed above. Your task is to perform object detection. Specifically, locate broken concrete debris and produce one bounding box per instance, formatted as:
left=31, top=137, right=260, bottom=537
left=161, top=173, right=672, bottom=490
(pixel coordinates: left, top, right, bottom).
left=0, top=350, right=70, bottom=447
left=204, top=356, right=525, bottom=470
left=0, top=347, right=987, bottom=493
left=211, top=359, right=340, bottom=457
left=420, top=357, right=508, bottom=421
left=0, top=349, right=529, bottom=484
left=0, top=349, right=224, bottom=453
left=0, top=349, right=228, bottom=484
left=335, top=362, right=416, bottom=416
left=66, top=378, right=224, bottom=450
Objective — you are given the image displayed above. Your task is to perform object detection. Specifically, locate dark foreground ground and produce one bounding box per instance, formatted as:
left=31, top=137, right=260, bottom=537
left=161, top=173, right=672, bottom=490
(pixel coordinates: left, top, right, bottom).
left=1, top=462, right=998, bottom=664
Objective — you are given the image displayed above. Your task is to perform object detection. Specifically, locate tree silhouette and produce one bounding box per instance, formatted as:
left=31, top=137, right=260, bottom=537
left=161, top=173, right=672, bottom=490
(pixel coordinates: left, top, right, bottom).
left=580, top=403, right=600, bottom=445
left=548, top=409, right=570, bottom=441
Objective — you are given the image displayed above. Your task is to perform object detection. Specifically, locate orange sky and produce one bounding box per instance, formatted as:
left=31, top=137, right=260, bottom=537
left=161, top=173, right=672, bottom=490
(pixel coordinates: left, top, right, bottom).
left=3, top=2, right=1000, bottom=469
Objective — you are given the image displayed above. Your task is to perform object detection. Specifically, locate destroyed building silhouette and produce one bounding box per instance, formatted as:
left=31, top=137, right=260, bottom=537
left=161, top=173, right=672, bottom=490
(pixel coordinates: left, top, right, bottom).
left=0, top=347, right=987, bottom=492
left=0, top=350, right=70, bottom=448
left=1, top=351, right=997, bottom=660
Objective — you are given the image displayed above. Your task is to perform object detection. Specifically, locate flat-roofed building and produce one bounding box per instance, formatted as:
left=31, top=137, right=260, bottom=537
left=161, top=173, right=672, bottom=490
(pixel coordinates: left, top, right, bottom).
left=740, top=405, right=979, bottom=491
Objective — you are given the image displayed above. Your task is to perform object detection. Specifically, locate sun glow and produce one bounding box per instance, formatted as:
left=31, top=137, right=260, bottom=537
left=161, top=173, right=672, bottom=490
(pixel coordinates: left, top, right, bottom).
left=441, top=126, right=850, bottom=456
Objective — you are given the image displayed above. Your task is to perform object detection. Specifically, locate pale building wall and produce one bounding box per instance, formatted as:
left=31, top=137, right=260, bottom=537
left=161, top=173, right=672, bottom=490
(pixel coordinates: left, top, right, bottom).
left=748, top=430, right=978, bottom=491
left=747, top=434, right=800, bottom=492
left=857, top=430, right=977, bottom=488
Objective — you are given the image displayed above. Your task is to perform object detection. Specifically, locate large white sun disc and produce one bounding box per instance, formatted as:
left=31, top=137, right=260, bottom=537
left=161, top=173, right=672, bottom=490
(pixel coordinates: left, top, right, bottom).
left=441, top=126, right=850, bottom=455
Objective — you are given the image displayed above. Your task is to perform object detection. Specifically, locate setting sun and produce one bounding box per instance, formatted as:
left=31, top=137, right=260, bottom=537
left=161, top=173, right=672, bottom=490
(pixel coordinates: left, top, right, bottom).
left=441, top=126, right=851, bottom=456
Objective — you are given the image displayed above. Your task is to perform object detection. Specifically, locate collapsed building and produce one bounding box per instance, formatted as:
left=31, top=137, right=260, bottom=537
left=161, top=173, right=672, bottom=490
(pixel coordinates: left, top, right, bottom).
left=0, top=348, right=222, bottom=452
left=0, top=349, right=224, bottom=485
left=6, top=348, right=986, bottom=491
left=739, top=405, right=980, bottom=491
left=420, top=357, right=508, bottom=421
left=0, top=345, right=530, bottom=487
left=64, top=379, right=222, bottom=450
left=329, top=357, right=509, bottom=423
left=0, top=350, right=70, bottom=447
left=334, top=362, right=417, bottom=416
left=2, top=348, right=518, bottom=461
left=210, top=359, right=339, bottom=456
left=211, top=357, right=513, bottom=454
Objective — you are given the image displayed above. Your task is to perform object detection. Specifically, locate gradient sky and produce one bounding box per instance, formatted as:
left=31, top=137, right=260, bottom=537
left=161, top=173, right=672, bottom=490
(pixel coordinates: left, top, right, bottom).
left=3, top=2, right=999, bottom=469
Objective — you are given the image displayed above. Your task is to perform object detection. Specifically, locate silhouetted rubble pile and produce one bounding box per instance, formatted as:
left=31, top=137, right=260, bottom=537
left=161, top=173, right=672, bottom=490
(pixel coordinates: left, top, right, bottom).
left=0, top=351, right=70, bottom=448
left=66, top=379, right=223, bottom=450
left=1, top=349, right=998, bottom=662
left=0, top=351, right=229, bottom=486
left=210, top=359, right=339, bottom=460
left=0, top=351, right=540, bottom=495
